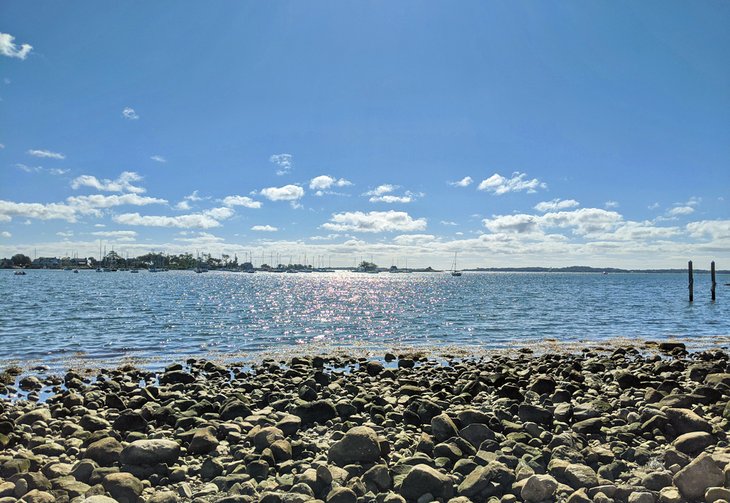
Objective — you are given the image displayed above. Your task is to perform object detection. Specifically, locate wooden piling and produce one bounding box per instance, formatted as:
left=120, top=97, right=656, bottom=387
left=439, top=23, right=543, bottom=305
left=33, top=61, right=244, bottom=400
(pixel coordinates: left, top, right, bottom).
left=711, top=261, right=716, bottom=301
left=688, top=260, right=694, bottom=302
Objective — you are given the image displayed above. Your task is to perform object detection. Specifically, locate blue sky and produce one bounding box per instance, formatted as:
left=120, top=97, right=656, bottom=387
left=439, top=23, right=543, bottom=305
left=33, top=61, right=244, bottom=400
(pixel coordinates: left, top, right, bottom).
left=1, top=1, right=728, bottom=268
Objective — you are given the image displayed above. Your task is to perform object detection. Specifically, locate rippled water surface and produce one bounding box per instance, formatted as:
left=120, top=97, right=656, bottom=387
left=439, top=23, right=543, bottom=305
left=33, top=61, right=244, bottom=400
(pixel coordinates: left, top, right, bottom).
left=2, top=270, right=729, bottom=368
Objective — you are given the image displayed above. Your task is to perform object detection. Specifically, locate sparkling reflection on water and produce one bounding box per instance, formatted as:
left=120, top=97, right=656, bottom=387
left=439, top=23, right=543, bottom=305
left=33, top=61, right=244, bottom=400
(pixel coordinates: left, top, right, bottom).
left=2, top=270, right=728, bottom=368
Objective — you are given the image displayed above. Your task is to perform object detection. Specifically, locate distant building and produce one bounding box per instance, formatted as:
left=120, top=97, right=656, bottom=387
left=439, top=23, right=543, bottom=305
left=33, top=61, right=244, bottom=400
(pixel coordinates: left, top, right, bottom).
left=32, top=257, right=61, bottom=268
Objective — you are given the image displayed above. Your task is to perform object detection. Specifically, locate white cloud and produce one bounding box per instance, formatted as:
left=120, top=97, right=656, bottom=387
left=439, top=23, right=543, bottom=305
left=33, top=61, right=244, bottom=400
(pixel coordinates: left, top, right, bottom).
left=392, top=234, right=438, bottom=245
left=150, top=155, right=166, bottom=163
left=369, top=194, right=414, bottom=204
left=16, top=163, right=42, bottom=173
left=122, top=107, right=139, bottom=120
left=364, top=185, right=422, bottom=203
left=66, top=193, right=167, bottom=212
left=605, top=200, right=620, bottom=209
left=15, top=164, right=69, bottom=176
left=309, top=234, right=340, bottom=241
left=534, top=199, right=580, bottom=212
left=648, top=202, right=660, bottom=210
left=175, top=190, right=206, bottom=210
left=71, top=171, right=146, bottom=194
left=251, top=225, right=278, bottom=232
left=687, top=220, right=730, bottom=240
left=260, top=185, right=305, bottom=203
left=323, top=210, right=427, bottom=233
left=364, top=184, right=397, bottom=197
left=174, top=232, right=225, bottom=245
left=27, top=149, right=65, bottom=160
left=0, top=33, right=32, bottom=60
left=309, top=175, right=352, bottom=191
left=449, top=176, right=473, bottom=187
left=0, top=200, right=78, bottom=223
left=222, top=195, right=262, bottom=208
left=0, top=231, right=11, bottom=238
left=203, top=207, right=235, bottom=220
left=441, top=221, right=458, bottom=226
left=667, top=206, right=694, bottom=216
left=91, top=230, right=137, bottom=242
left=477, top=172, right=546, bottom=195
left=483, top=208, right=623, bottom=236
left=114, top=212, right=222, bottom=229
left=483, top=214, right=540, bottom=234
left=270, top=154, right=293, bottom=176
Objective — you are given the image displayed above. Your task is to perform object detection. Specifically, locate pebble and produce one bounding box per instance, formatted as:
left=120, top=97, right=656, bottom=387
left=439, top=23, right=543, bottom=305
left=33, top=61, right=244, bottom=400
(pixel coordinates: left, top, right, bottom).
left=0, top=347, right=726, bottom=502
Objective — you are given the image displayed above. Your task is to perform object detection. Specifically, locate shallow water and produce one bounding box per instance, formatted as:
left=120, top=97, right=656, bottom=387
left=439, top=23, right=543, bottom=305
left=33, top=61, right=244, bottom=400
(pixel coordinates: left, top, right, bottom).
left=2, top=270, right=729, bottom=370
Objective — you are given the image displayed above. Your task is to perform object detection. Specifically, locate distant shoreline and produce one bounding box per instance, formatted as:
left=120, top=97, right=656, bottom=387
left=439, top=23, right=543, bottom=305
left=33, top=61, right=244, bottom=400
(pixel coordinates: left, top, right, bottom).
left=466, top=266, right=730, bottom=274
left=4, top=265, right=729, bottom=274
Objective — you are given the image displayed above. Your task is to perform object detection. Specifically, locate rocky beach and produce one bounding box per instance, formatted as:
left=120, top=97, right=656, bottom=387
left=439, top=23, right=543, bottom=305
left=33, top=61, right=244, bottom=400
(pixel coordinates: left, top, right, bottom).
left=1, top=342, right=729, bottom=503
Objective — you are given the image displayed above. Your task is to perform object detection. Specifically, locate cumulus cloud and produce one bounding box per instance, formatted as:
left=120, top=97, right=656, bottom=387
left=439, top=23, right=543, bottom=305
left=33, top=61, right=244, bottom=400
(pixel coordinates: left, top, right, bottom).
left=667, top=206, right=694, bottom=216
left=665, top=197, right=701, bottom=218
left=222, top=195, right=262, bottom=208
left=0, top=200, right=78, bottom=223
left=0, top=231, right=11, bottom=238
left=150, top=155, right=166, bottom=163
left=27, top=149, right=65, bottom=160
left=204, top=207, right=235, bottom=220
left=309, top=175, right=352, bottom=191
left=534, top=199, right=580, bottom=212
left=605, top=200, right=620, bottom=209
left=71, top=171, right=145, bottom=194
left=270, top=154, right=293, bottom=175
left=322, top=210, right=427, bottom=233
left=251, top=225, right=278, bottom=232
left=115, top=212, right=221, bottom=229
left=369, top=194, right=416, bottom=204
left=687, top=220, right=730, bottom=240
left=122, top=107, right=139, bottom=120
left=392, top=234, right=438, bottom=245
left=483, top=214, right=540, bottom=234
left=364, top=184, right=397, bottom=197
left=483, top=208, right=623, bottom=236
left=449, top=176, right=473, bottom=187
left=0, top=33, right=32, bottom=60
left=477, top=172, right=546, bottom=195
left=91, top=230, right=138, bottom=242
left=66, top=194, right=167, bottom=212
left=260, top=185, right=305, bottom=204
left=364, top=184, right=422, bottom=203
left=174, top=190, right=206, bottom=210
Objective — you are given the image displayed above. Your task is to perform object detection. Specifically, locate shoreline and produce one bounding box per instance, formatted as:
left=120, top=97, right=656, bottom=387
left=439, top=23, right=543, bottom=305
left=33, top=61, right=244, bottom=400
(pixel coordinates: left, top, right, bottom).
left=3, top=335, right=730, bottom=382
left=1, top=343, right=729, bottom=502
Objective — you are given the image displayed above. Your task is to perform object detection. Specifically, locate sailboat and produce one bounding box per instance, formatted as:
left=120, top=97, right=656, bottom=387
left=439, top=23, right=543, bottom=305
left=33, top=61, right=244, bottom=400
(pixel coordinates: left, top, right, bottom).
left=450, top=252, right=462, bottom=277
left=96, top=241, right=103, bottom=272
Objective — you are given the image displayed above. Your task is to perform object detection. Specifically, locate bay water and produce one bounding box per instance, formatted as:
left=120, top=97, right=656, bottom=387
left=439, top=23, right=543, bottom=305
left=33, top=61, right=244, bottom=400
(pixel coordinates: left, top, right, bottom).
left=2, top=270, right=729, bottom=370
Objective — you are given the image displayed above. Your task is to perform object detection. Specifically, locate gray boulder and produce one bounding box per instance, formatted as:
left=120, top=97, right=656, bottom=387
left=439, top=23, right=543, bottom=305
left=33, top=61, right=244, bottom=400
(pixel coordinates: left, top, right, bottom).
left=328, top=426, right=382, bottom=466
left=120, top=439, right=181, bottom=466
